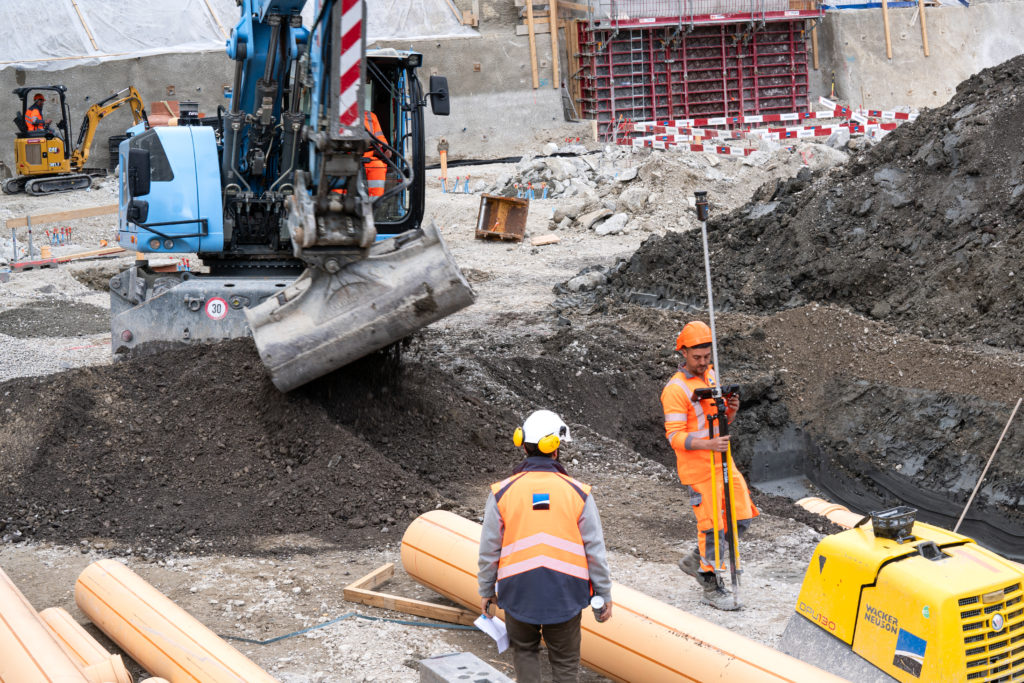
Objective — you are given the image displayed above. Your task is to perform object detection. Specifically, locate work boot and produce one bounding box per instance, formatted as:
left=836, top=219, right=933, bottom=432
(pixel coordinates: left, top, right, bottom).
left=701, top=584, right=741, bottom=611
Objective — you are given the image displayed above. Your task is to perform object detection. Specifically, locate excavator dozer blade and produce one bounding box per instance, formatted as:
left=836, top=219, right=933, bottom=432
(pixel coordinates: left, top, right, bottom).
left=245, top=220, right=474, bottom=392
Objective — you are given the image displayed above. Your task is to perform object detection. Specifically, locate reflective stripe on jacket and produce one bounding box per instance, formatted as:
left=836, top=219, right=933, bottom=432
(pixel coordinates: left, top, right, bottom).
left=489, top=458, right=593, bottom=624
left=661, top=366, right=724, bottom=485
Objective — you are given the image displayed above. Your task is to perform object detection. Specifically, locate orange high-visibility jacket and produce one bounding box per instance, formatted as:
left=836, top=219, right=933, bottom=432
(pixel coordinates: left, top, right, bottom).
left=363, top=112, right=387, bottom=197
left=661, top=366, right=730, bottom=485
left=491, top=464, right=592, bottom=623
left=24, top=107, right=44, bottom=132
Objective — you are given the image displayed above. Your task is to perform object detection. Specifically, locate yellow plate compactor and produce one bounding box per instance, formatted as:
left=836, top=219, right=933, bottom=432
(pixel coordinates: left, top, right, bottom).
left=780, top=506, right=1024, bottom=682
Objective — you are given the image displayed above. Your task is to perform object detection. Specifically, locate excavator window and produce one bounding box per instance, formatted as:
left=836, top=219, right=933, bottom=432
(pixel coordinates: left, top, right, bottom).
left=129, top=130, right=173, bottom=183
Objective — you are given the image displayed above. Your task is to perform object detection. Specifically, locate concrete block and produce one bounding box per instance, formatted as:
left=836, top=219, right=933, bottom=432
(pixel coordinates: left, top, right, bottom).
left=419, top=652, right=512, bottom=683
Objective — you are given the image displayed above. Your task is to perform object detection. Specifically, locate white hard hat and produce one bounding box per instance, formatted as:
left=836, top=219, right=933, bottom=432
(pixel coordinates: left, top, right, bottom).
left=514, top=410, right=571, bottom=454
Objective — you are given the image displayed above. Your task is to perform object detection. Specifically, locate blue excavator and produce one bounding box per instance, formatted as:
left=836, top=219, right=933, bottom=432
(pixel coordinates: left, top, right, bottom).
left=109, top=0, right=474, bottom=391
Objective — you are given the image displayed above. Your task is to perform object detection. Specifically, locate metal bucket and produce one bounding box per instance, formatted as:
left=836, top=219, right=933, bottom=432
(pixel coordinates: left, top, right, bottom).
left=245, top=220, right=474, bottom=392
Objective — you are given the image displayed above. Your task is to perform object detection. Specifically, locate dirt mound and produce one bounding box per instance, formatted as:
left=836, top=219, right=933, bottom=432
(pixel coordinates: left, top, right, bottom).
left=576, top=55, right=1024, bottom=351
left=0, top=339, right=517, bottom=552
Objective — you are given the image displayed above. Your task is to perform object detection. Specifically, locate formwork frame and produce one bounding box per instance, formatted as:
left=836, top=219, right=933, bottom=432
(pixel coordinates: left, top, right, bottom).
left=574, top=1, right=823, bottom=139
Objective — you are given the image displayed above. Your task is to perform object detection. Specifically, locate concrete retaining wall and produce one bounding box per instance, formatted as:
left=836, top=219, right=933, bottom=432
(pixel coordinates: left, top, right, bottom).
left=0, top=52, right=233, bottom=175
left=812, top=2, right=1024, bottom=109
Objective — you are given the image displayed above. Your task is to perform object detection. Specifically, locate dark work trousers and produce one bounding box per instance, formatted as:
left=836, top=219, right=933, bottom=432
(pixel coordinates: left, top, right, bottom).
left=504, top=611, right=583, bottom=683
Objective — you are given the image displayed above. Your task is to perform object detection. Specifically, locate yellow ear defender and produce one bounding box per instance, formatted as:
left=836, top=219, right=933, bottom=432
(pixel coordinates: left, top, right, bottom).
left=512, top=427, right=560, bottom=453
left=536, top=433, right=561, bottom=454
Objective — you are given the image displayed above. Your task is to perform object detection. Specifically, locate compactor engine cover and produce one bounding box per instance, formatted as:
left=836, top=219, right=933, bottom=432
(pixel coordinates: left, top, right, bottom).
left=781, top=508, right=1024, bottom=682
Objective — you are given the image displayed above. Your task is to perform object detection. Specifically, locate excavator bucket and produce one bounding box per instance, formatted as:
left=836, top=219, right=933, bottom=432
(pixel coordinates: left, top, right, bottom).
left=245, top=220, right=474, bottom=392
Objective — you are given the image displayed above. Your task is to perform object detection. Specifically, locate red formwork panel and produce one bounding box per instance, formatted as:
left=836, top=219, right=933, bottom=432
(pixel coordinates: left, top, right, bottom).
left=576, top=19, right=814, bottom=139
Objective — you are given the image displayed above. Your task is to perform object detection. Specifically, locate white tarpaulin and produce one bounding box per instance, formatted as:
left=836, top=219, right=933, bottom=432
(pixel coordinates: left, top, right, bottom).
left=0, top=0, right=477, bottom=72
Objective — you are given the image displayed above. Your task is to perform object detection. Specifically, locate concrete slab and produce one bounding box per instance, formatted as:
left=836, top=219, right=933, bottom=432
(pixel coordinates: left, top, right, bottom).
left=420, top=652, right=513, bottom=683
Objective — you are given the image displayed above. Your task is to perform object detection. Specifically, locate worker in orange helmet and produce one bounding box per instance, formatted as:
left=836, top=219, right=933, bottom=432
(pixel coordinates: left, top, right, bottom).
left=660, top=320, right=759, bottom=610
left=24, top=93, right=53, bottom=134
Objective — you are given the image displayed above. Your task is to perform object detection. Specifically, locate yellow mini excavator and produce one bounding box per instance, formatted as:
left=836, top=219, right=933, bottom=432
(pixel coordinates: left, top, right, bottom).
left=4, top=85, right=147, bottom=195
left=781, top=506, right=1024, bottom=682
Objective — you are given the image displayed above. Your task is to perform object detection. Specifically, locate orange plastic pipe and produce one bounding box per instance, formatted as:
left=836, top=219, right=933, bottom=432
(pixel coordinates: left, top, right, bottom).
left=38, top=607, right=131, bottom=683
left=0, top=566, right=92, bottom=683
left=75, top=559, right=278, bottom=683
left=401, top=510, right=851, bottom=683
left=796, top=497, right=866, bottom=529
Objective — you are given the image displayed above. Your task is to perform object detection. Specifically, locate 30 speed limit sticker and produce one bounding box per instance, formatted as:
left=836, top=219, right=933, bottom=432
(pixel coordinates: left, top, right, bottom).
left=205, top=297, right=229, bottom=321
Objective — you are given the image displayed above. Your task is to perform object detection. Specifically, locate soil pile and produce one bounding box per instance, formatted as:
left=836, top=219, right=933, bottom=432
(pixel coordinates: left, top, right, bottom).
left=578, top=55, right=1024, bottom=350
left=0, top=339, right=517, bottom=552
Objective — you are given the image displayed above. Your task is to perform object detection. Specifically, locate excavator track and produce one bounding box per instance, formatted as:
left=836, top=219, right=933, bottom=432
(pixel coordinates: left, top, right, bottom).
left=24, top=174, right=93, bottom=195
left=1, top=177, right=27, bottom=195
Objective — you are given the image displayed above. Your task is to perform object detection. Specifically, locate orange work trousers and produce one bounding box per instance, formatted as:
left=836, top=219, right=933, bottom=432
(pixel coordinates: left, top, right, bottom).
left=687, top=462, right=758, bottom=572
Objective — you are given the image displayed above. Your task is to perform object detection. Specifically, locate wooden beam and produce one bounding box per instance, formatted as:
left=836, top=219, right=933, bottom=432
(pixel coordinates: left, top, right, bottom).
left=526, top=0, right=540, bottom=88
left=56, top=246, right=126, bottom=263
left=342, top=564, right=478, bottom=627
left=918, top=0, right=930, bottom=57
left=344, top=587, right=478, bottom=626
left=6, top=204, right=118, bottom=229
left=881, top=0, right=893, bottom=59
left=811, top=24, right=819, bottom=70
left=346, top=563, right=395, bottom=591
left=550, top=0, right=561, bottom=89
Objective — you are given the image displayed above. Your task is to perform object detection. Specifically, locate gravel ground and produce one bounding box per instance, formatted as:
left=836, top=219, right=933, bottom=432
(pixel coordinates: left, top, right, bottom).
left=0, top=143, right=858, bottom=682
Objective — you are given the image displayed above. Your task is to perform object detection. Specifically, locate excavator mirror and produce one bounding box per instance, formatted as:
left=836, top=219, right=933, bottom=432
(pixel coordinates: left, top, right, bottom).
left=428, top=76, right=450, bottom=116
left=127, top=148, right=151, bottom=197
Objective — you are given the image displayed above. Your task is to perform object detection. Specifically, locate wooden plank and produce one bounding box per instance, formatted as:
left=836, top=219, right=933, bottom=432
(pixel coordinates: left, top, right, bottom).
left=345, top=563, right=395, bottom=592
left=6, top=204, right=118, bottom=229
left=811, top=24, right=819, bottom=70
left=918, top=0, right=930, bottom=57
left=526, top=0, right=540, bottom=88
left=550, top=0, right=560, bottom=89
left=531, top=234, right=561, bottom=246
left=56, top=246, right=126, bottom=263
left=881, top=0, right=893, bottom=59
left=344, top=587, right=478, bottom=626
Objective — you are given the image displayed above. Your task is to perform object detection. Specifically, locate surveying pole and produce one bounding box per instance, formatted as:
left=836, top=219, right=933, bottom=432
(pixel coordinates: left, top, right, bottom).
left=694, top=190, right=742, bottom=609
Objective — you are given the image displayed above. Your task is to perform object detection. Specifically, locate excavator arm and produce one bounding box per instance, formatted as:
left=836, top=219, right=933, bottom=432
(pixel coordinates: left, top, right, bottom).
left=70, top=86, right=147, bottom=169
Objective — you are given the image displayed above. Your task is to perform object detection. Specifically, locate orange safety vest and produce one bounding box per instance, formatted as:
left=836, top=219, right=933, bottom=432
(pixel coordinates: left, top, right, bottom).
left=363, top=111, right=387, bottom=198
left=661, top=366, right=728, bottom=485
left=492, top=461, right=592, bottom=624
left=24, top=107, right=44, bottom=132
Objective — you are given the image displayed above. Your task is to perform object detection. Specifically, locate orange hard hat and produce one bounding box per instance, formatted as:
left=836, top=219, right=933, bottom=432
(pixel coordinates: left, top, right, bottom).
left=676, top=321, right=712, bottom=350
left=33, top=93, right=45, bottom=102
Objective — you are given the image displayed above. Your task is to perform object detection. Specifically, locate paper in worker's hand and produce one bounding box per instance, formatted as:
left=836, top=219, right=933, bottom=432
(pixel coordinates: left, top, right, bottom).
left=474, top=614, right=509, bottom=653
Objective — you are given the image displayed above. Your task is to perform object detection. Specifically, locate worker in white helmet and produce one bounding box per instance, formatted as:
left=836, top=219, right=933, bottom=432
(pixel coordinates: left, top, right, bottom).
left=478, top=409, right=613, bottom=683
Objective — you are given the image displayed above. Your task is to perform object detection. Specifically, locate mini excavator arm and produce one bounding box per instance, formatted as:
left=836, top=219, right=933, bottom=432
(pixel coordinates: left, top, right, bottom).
left=69, top=86, right=147, bottom=169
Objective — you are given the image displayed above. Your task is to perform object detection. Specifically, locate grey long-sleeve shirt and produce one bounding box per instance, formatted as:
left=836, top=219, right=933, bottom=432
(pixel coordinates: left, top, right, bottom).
left=477, top=490, right=613, bottom=604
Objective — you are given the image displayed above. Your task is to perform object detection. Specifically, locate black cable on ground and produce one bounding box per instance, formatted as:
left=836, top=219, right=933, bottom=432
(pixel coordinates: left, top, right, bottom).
left=221, top=611, right=478, bottom=646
